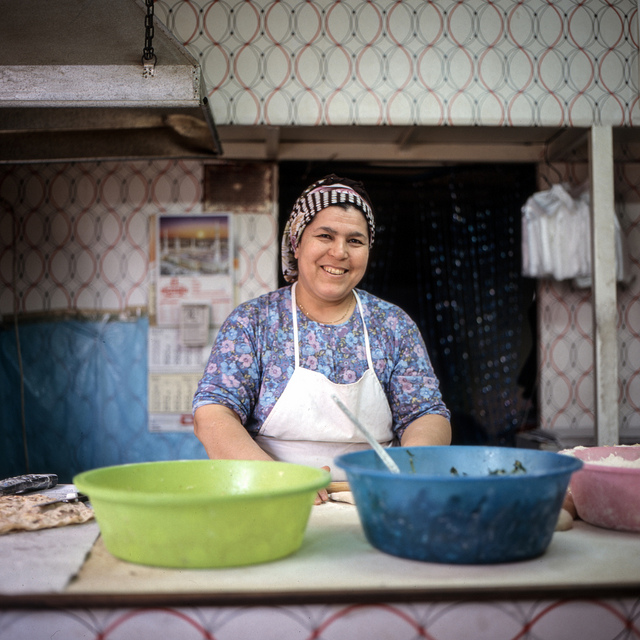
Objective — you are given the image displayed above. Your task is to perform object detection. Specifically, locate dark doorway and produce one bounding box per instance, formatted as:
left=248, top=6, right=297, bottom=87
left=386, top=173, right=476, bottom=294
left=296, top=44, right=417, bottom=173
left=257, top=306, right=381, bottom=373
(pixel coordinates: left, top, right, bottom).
left=278, top=162, right=537, bottom=445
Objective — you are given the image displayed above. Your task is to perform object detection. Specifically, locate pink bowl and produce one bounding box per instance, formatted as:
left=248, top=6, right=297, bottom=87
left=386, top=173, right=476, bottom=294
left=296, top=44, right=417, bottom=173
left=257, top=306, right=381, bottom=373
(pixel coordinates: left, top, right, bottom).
left=568, top=446, right=640, bottom=533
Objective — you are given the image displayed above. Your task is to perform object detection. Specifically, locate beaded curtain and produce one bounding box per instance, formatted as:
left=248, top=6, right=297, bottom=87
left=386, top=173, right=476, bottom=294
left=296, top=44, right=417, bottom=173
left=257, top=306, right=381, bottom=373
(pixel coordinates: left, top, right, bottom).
left=279, top=163, right=537, bottom=445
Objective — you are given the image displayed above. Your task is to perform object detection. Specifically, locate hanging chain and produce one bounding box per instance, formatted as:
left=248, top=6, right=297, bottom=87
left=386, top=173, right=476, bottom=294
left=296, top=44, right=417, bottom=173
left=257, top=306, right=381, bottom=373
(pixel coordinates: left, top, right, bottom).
left=142, top=0, right=156, bottom=77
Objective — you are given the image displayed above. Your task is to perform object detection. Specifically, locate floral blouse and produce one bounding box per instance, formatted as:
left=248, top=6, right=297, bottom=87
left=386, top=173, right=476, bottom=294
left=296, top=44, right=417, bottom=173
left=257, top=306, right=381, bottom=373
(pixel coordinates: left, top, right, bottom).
left=193, top=286, right=450, bottom=439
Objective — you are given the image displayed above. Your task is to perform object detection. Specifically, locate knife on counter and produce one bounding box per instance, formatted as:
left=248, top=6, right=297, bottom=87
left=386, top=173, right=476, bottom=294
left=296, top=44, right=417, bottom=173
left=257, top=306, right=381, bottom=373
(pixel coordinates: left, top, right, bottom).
left=35, top=493, right=89, bottom=508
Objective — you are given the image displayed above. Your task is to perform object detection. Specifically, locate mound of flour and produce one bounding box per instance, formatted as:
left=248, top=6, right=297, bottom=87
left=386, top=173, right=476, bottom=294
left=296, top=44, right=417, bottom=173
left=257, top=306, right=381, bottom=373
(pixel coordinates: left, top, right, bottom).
left=562, top=445, right=640, bottom=468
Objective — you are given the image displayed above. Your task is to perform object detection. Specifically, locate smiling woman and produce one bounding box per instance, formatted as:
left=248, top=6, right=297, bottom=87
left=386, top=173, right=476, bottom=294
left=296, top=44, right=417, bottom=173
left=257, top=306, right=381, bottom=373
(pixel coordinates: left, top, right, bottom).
left=192, top=174, right=451, bottom=492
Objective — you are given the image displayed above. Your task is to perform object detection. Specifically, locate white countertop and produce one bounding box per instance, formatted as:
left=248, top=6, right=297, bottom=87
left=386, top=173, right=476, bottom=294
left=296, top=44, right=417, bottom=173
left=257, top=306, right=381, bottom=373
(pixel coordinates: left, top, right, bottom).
left=62, top=502, right=640, bottom=601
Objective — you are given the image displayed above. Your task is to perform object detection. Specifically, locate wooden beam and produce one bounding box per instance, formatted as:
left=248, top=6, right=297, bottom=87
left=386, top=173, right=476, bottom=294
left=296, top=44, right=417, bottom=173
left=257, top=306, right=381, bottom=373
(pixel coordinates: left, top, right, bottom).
left=545, top=128, right=589, bottom=162
left=589, top=125, right=619, bottom=445
left=216, top=141, right=546, bottom=163
left=265, top=126, right=280, bottom=160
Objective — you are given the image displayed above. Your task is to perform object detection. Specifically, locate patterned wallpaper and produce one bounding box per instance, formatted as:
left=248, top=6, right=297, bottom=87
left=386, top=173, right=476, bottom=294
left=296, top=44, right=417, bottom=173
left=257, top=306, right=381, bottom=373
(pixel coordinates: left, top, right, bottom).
left=538, top=163, right=640, bottom=440
left=2, top=599, right=640, bottom=639
left=155, top=0, right=640, bottom=127
left=2, top=0, right=640, bottom=465
left=0, top=161, right=278, bottom=316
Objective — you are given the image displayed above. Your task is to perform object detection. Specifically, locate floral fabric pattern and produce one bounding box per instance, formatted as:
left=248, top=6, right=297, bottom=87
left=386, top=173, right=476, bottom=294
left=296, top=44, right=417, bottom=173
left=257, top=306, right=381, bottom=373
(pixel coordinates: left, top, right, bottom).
left=193, top=286, right=450, bottom=438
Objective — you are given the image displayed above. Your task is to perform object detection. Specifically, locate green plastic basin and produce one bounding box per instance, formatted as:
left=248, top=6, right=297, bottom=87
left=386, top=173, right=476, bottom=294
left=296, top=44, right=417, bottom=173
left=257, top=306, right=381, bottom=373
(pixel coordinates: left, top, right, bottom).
left=73, top=459, right=330, bottom=568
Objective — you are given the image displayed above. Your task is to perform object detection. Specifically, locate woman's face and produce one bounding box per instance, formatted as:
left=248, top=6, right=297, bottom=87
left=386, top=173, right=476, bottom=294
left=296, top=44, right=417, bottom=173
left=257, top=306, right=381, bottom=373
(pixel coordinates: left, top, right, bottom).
left=294, top=205, right=370, bottom=304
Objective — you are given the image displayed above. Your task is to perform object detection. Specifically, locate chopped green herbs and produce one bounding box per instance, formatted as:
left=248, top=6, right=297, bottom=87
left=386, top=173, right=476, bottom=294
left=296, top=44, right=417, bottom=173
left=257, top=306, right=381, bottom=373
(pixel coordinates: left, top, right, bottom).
left=450, top=466, right=467, bottom=476
left=488, top=460, right=527, bottom=475
left=407, top=450, right=416, bottom=473
left=450, top=460, right=527, bottom=476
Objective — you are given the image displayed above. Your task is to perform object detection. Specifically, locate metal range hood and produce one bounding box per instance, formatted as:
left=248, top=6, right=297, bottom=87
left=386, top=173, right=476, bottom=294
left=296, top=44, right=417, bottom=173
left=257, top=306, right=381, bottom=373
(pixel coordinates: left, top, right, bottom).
left=0, top=0, right=222, bottom=163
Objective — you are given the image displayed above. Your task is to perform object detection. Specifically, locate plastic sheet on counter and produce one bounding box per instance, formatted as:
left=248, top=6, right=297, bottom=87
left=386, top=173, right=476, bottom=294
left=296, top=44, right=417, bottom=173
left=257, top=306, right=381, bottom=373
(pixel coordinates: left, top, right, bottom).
left=0, top=316, right=205, bottom=482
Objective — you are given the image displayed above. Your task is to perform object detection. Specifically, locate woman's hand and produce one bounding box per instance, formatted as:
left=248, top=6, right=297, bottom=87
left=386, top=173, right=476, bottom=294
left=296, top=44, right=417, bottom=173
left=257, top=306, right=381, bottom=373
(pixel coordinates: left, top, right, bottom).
left=562, top=487, right=577, bottom=519
left=314, top=466, right=331, bottom=505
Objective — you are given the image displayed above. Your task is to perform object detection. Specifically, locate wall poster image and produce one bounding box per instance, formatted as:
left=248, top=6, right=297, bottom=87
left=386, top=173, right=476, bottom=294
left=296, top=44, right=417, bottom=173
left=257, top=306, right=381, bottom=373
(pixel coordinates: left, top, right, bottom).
left=148, top=213, right=233, bottom=433
left=156, top=214, right=233, bottom=327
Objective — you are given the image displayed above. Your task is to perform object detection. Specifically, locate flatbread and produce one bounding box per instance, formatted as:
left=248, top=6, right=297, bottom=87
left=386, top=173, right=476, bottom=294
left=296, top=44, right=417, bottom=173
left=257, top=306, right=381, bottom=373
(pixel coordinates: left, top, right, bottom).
left=0, top=494, right=94, bottom=535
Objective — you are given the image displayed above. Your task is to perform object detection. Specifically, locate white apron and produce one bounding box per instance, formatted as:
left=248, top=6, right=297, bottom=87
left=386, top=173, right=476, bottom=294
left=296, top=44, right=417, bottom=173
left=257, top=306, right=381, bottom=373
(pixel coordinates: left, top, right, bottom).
left=255, top=283, right=394, bottom=480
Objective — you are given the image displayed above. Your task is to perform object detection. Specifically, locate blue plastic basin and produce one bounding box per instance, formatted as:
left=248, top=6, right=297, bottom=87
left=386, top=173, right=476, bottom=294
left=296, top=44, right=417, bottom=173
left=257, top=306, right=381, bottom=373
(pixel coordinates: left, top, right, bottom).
left=335, top=446, right=583, bottom=564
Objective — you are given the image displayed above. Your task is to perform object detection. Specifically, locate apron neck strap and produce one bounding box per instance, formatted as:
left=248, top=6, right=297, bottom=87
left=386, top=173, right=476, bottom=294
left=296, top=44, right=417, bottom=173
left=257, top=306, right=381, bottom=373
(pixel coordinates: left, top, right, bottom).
left=291, top=282, right=301, bottom=367
left=353, top=290, right=374, bottom=370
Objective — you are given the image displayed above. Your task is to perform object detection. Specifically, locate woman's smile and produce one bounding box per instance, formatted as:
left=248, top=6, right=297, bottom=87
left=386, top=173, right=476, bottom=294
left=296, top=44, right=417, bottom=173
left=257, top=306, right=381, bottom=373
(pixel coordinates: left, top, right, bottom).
left=322, top=265, right=347, bottom=276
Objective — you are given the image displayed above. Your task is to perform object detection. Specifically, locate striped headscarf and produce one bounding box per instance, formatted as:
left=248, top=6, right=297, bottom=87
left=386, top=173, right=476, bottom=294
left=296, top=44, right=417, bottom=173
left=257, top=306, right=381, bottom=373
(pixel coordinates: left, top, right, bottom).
left=281, top=174, right=375, bottom=283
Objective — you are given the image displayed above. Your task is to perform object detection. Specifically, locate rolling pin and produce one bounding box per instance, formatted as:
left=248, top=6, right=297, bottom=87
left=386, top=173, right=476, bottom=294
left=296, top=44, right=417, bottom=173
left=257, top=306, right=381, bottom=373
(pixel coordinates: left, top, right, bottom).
left=327, top=481, right=350, bottom=493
